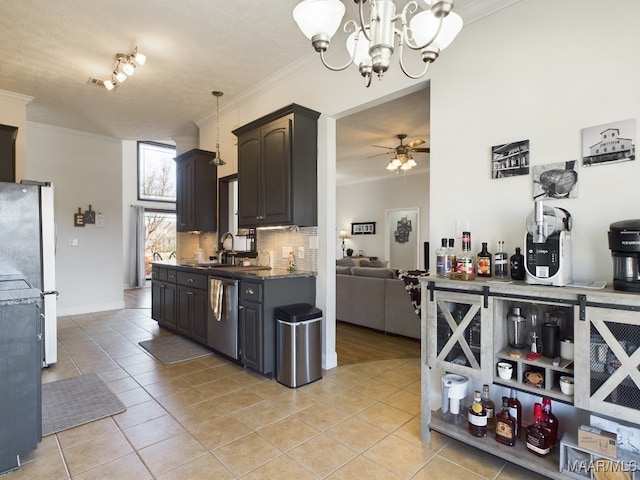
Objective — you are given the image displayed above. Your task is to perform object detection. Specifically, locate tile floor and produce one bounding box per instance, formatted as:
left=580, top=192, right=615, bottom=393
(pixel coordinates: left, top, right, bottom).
left=7, top=307, right=550, bottom=479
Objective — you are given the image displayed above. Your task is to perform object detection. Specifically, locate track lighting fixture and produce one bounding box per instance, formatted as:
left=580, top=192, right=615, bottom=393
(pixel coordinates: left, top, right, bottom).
left=91, top=47, right=146, bottom=91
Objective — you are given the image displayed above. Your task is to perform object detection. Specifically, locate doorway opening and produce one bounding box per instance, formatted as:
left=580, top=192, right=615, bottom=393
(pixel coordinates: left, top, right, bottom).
left=143, top=210, right=176, bottom=278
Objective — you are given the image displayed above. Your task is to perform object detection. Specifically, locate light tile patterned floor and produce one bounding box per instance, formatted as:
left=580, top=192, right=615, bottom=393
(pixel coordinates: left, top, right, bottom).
left=7, top=308, right=550, bottom=479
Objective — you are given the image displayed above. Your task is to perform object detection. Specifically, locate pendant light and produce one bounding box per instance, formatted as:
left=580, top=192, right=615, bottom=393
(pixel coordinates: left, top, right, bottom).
left=210, top=91, right=226, bottom=166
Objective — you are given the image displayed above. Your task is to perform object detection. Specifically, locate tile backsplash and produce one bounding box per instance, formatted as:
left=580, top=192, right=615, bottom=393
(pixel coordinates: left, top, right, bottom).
left=177, top=227, right=318, bottom=272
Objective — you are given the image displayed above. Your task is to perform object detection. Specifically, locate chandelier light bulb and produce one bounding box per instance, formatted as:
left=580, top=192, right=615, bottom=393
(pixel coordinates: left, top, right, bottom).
left=293, top=0, right=345, bottom=46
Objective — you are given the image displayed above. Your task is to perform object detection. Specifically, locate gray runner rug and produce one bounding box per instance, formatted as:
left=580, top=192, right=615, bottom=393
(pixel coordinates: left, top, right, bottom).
left=138, top=335, right=212, bottom=365
left=42, top=373, right=126, bottom=436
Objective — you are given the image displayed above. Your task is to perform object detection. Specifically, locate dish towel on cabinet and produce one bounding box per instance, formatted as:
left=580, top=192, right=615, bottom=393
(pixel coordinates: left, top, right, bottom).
left=210, top=278, right=223, bottom=321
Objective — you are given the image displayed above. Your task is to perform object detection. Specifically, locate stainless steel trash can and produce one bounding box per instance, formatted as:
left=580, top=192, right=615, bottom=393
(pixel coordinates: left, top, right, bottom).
left=276, top=303, right=322, bottom=388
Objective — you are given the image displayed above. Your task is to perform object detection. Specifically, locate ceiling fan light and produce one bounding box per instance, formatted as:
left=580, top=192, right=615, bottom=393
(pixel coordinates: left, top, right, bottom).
left=400, top=162, right=412, bottom=171
left=406, top=158, right=418, bottom=168
left=293, top=0, right=346, bottom=41
left=386, top=161, right=398, bottom=171
left=391, top=157, right=403, bottom=168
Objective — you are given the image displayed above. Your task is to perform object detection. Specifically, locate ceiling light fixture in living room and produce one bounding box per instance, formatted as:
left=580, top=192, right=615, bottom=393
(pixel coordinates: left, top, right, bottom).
left=90, top=47, right=146, bottom=91
left=293, top=0, right=463, bottom=87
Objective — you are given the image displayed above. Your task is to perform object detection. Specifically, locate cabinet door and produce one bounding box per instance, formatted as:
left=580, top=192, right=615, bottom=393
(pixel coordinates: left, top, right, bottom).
left=176, top=286, right=192, bottom=336
left=261, top=117, right=291, bottom=225
left=191, top=288, right=208, bottom=344
left=237, top=132, right=261, bottom=227
left=574, top=305, right=640, bottom=424
left=176, top=158, right=195, bottom=231
left=427, top=290, right=492, bottom=381
left=151, top=281, right=163, bottom=321
left=163, top=283, right=177, bottom=329
left=239, top=300, right=263, bottom=373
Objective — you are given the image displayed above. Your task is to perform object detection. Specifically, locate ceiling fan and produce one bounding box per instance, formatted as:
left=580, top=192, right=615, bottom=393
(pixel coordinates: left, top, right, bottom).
left=368, top=134, right=430, bottom=172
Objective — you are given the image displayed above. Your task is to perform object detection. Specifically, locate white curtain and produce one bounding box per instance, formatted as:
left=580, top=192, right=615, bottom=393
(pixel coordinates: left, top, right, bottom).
left=129, top=205, right=146, bottom=288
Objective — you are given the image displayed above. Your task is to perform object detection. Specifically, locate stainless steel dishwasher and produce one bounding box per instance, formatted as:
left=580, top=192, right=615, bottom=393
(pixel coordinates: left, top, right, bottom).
left=207, top=276, right=239, bottom=360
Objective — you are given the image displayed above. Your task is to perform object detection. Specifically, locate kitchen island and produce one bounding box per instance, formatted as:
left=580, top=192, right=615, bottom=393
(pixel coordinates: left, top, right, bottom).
left=151, top=261, right=316, bottom=377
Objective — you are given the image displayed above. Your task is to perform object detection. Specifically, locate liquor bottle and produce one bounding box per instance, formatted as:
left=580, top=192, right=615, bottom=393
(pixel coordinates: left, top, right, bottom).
left=541, top=397, right=559, bottom=447
left=526, top=403, right=551, bottom=456
left=508, top=388, right=522, bottom=437
left=468, top=391, right=488, bottom=437
left=510, top=247, right=525, bottom=280
left=436, top=238, right=450, bottom=277
left=495, top=396, right=516, bottom=446
left=494, top=241, right=508, bottom=278
left=481, top=384, right=496, bottom=430
left=448, top=238, right=457, bottom=273
left=456, top=231, right=475, bottom=279
left=477, top=242, right=492, bottom=277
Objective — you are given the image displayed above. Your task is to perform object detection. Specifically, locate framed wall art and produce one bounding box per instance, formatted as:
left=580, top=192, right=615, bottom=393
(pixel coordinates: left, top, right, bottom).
left=532, top=160, right=578, bottom=200
left=351, top=222, right=376, bottom=235
left=582, top=118, right=636, bottom=167
left=491, top=139, right=530, bottom=178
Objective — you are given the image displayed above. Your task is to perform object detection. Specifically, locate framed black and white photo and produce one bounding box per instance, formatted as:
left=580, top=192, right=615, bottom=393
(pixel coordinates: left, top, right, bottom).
left=582, top=118, right=636, bottom=167
left=532, top=160, right=578, bottom=200
left=491, top=139, right=530, bottom=178
left=351, top=222, right=376, bottom=235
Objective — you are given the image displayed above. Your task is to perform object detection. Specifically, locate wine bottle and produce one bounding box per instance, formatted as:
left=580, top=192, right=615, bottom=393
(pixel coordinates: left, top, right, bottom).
left=481, top=384, right=495, bottom=430
left=477, top=242, right=492, bottom=277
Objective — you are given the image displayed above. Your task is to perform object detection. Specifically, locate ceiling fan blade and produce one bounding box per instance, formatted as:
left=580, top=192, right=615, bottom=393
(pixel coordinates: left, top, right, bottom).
left=370, top=144, right=394, bottom=150
left=412, top=147, right=430, bottom=153
left=366, top=151, right=392, bottom=159
left=406, top=139, right=425, bottom=148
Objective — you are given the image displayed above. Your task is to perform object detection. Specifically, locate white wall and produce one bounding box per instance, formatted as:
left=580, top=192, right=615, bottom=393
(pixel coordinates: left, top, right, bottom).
left=26, top=123, right=124, bottom=315
left=337, top=172, right=430, bottom=268
left=429, top=0, right=640, bottom=283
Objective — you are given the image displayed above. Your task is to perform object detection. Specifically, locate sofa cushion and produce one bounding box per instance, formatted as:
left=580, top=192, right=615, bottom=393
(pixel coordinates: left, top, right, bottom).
left=359, top=259, right=388, bottom=268
left=350, top=267, right=395, bottom=279
left=336, top=258, right=355, bottom=267
left=336, top=266, right=352, bottom=275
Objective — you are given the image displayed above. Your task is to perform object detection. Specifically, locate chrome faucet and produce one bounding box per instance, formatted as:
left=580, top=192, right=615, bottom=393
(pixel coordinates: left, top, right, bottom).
left=220, top=232, right=234, bottom=252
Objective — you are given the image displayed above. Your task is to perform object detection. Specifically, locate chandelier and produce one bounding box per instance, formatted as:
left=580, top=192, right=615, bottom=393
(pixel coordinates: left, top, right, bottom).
left=293, top=0, right=463, bottom=87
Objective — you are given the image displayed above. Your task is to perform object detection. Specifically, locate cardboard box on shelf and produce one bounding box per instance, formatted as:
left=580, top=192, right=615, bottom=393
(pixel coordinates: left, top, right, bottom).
left=578, top=425, right=618, bottom=458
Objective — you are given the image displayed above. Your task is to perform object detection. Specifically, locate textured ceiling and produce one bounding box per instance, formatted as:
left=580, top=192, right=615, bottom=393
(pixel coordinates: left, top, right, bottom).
left=0, top=0, right=520, bottom=183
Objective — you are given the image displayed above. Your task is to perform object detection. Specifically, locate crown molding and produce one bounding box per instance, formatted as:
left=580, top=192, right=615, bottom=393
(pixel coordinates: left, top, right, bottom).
left=0, top=89, right=33, bottom=105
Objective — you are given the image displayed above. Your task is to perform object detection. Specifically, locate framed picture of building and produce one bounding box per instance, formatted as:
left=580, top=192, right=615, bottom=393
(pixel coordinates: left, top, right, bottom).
left=582, top=119, right=636, bottom=167
left=491, top=139, right=530, bottom=178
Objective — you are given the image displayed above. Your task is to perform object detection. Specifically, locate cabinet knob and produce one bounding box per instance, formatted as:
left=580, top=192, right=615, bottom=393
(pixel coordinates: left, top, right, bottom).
left=245, top=288, right=254, bottom=295
left=187, top=291, right=193, bottom=296
left=188, top=277, right=194, bottom=282
left=239, top=305, right=244, bottom=310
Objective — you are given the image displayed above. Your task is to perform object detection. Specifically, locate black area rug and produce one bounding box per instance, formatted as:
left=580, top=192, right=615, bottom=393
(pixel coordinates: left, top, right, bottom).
left=41, top=373, right=126, bottom=436
left=138, top=335, right=212, bottom=365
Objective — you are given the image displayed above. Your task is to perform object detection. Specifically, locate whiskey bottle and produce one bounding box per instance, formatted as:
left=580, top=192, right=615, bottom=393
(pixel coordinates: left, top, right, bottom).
left=481, top=384, right=496, bottom=430
left=526, top=403, right=551, bottom=456
left=508, top=388, right=522, bottom=437
left=468, top=391, right=488, bottom=437
left=456, top=231, right=475, bottom=279
left=436, top=238, right=449, bottom=277
left=510, top=247, right=525, bottom=280
left=541, top=397, right=559, bottom=447
left=494, top=241, right=508, bottom=278
left=477, top=242, right=492, bottom=277
left=495, top=397, right=516, bottom=446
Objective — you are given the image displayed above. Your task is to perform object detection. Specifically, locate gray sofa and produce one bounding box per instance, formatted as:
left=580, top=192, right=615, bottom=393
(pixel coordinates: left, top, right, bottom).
left=336, top=265, right=421, bottom=339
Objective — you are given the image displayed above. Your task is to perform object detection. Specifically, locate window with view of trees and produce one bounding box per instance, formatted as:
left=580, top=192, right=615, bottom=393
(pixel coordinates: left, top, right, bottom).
left=144, top=211, right=176, bottom=277
left=138, top=141, right=176, bottom=202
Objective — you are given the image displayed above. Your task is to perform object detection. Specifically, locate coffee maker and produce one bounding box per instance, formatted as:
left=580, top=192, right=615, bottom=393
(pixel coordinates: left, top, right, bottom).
left=524, top=200, right=573, bottom=286
left=608, top=219, right=640, bottom=292
left=441, top=373, right=469, bottom=424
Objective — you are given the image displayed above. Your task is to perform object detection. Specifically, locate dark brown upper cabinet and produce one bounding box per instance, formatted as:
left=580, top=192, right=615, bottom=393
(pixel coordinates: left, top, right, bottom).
left=174, top=148, right=217, bottom=232
left=232, top=104, right=319, bottom=228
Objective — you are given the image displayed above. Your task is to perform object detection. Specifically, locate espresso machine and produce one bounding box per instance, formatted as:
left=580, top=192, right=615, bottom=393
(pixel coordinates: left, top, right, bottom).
left=524, top=200, right=573, bottom=286
left=441, top=373, right=469, bottom=424
left=608, top=219, right=640, bottom=292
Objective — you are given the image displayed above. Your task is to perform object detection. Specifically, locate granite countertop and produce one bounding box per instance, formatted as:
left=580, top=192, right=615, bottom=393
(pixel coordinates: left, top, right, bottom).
left=152, top=260, right=316, bottom=280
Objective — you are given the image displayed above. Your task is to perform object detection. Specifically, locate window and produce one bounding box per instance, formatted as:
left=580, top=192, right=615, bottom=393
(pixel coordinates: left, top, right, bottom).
left=138, top=141, right=176, bottom=202
left=144, top=210, right=177, bottom=277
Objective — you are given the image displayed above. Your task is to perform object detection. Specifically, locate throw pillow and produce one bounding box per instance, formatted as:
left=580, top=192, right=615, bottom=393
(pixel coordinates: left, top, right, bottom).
left=336, top=258, right=355, bottom=267
left=350, top=267, right=395, bottom=279
left=336, top=266, right=352, bottom=275
left=360, top=260, right=388, bottom=268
